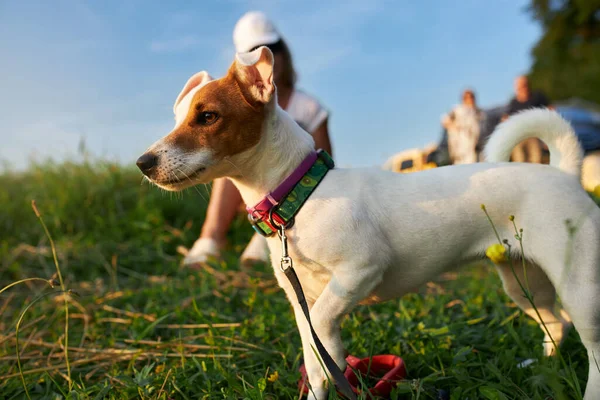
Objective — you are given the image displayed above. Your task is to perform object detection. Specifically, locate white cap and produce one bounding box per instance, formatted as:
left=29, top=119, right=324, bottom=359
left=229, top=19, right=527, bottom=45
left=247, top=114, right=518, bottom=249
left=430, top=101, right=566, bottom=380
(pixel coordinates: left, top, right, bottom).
left=233, top=11, right=281, bottom=53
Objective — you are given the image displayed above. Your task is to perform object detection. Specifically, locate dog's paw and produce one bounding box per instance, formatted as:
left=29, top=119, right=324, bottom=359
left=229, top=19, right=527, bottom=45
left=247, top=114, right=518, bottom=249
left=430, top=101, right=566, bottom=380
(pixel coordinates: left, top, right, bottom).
left=305, top=365, right=330, bottom=400
left=306, top=384, right=328, bottom=400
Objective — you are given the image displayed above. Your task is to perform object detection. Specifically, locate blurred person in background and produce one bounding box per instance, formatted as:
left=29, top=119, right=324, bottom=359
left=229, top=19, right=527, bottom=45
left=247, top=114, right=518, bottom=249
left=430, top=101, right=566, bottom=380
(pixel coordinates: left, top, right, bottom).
left=183, top=11, right=333, bottom=266
left=503, top=75, right=552, bottom=163
left=441, top=89, right=486, bottom=164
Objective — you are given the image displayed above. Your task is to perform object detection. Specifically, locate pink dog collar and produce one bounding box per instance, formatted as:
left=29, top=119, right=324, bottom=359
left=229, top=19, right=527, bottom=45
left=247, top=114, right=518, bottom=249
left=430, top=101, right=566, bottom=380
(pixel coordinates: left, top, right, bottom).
left=247, top=151, right=318, bottom=217
left=246, top=150, right=334, bottom=236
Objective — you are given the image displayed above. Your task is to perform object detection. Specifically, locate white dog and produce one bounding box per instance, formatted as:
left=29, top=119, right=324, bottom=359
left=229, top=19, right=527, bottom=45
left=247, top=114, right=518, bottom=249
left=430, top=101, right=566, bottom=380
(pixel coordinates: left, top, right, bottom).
left=138, top=47, right=600, bottom=399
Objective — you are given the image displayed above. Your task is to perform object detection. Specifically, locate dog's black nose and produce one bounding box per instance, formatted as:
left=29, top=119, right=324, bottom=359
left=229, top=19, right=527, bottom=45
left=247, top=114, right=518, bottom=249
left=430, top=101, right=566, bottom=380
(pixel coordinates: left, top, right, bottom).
left=136, top=153, right=158, bottom=174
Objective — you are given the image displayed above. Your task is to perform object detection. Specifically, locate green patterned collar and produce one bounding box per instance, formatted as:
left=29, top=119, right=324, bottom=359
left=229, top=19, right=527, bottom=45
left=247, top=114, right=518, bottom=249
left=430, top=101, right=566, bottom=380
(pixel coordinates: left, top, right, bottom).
left=246, top=150, right=334, bottom=237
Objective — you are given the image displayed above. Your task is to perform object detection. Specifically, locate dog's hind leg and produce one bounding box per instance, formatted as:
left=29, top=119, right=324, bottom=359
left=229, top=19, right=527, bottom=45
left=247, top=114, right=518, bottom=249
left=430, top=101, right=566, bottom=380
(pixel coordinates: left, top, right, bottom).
left=561, top=285, right=600, bottom=400
left=495, top=261, right=571, bottom=357
left=558, top=275, right=600, bottom=400
left=543, top=214, right=600, bottom=400
left=583, top=342, right=600, bottom=400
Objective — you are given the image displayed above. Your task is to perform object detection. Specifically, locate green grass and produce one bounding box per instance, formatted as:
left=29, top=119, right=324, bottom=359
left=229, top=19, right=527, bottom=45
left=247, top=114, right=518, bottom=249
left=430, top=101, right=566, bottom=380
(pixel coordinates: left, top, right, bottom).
left=1, top=159, right=598, bottom=399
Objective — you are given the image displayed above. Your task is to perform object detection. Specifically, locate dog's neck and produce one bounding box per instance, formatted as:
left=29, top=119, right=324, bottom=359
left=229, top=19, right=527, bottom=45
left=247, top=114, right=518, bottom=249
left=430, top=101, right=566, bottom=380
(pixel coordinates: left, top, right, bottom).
left=229, top=104, right=315, bottom=207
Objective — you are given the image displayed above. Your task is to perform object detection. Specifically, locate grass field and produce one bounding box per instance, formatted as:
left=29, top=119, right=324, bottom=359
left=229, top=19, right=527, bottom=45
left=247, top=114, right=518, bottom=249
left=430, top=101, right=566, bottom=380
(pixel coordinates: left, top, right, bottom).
left=1, top=159, right=599, bottom=399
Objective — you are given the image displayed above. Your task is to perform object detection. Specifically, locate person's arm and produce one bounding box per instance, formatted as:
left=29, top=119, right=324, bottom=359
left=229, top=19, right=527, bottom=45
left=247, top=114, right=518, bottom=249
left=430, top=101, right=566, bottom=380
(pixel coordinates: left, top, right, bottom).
left=525, top=138, right=543, bottom=164
left=311, top=119, right=332, bottom=156
left=441, top=110, right=455, bottom=130
left=502, top=100, right=515, bottom=121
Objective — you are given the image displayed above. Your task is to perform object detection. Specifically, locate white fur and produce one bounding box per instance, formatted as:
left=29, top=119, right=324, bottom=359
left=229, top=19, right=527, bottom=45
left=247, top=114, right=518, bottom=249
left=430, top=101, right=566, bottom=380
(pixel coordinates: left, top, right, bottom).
left=143, top=138, right=214, bottom=187
left=226, top=108, right=600, bottom=400
left=142, top=74, right=218, bottom=188
left=236, top=50, right=262, bottom=66
left=174, top=85, right=202, bottom=128
left=173, top=71, right=214, bottom=128
left=484, top=109, right=584, bottom=176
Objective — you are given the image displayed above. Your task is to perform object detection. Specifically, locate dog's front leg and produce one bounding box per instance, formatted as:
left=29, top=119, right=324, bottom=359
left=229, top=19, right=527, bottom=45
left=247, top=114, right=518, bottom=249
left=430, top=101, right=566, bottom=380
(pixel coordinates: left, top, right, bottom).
left=305, top=267, right=383, bottom=399
left=290, top=299, right=327, bottom=399
left=273, top=271, right=324, bottom=398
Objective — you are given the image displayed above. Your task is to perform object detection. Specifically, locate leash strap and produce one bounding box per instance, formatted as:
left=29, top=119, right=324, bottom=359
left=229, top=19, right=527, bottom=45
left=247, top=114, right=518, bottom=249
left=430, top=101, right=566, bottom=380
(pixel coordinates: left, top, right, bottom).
left=278, top=226, right=357, bottom=400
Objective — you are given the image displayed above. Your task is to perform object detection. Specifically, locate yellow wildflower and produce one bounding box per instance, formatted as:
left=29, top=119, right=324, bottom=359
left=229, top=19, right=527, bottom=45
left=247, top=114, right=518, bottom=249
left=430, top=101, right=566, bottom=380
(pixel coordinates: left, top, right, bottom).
left=593, top=185, right=600, bottom=198
left=486, top=243, right=507, bottom=263
left=267, top=370, right=279, bottom=382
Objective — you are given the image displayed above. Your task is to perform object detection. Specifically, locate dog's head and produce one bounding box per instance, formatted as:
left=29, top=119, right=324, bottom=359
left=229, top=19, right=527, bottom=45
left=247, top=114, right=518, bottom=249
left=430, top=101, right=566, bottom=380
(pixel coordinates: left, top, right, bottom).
left=137, top=47, right=276, bottom=191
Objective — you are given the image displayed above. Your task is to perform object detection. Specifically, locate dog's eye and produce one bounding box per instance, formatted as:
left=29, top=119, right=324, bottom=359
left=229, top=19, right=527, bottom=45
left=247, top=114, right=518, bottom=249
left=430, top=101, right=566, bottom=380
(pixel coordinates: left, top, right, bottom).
left=197, top=112, right=219, bottom=125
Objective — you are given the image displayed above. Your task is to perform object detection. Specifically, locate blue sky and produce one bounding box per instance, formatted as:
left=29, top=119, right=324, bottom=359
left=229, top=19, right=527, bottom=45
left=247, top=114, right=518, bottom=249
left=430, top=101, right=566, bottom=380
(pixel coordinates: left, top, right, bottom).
left=1, top=0, right=541, bottom=170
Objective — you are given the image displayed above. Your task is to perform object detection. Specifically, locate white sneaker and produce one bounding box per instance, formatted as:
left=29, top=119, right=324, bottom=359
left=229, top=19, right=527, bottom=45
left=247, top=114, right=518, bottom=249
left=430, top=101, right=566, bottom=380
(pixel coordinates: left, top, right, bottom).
left=240, top=233, right=270, bottom=265
left=182, top=237, right=222, bottom=265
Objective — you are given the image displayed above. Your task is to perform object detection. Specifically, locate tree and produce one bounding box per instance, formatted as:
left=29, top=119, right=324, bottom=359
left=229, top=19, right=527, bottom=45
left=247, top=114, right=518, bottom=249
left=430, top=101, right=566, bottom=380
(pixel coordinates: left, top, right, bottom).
left=527, top=0, right=600, bottom=104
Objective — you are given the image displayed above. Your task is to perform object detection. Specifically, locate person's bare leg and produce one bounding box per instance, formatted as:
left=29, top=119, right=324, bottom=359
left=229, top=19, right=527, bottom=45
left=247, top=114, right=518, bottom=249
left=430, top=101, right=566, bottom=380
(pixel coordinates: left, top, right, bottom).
left=200, top=178, right=242, bottom=240
left=511, top=142, right=526, bottom=162
left=525, top=138, right=543, bottom=164
left=183, top=178, right=242, bottom=265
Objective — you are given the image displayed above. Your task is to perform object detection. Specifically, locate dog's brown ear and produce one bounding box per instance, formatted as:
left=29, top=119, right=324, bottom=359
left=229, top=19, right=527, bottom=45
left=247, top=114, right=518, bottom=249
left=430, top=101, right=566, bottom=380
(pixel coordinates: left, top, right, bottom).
left=173, top=71, right=213, bottom=114
left=233, top=46, right=275, bottom=105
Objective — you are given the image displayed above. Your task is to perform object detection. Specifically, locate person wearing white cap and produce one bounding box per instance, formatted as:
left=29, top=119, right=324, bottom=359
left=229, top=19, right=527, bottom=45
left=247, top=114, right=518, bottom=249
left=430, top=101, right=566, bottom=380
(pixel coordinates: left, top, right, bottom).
left=183, top=11, right=333, bottom=266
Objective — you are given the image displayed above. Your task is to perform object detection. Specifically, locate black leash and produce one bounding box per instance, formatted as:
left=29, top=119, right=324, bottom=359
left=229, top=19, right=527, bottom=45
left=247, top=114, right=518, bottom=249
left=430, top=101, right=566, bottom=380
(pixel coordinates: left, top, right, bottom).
left=277, top=223, right=357, bottom=400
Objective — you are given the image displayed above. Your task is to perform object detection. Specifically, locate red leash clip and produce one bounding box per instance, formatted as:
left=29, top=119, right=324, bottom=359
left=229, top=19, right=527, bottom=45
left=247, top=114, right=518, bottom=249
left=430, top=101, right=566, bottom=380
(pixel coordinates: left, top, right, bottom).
left=298, top=354, right=407, bottom=398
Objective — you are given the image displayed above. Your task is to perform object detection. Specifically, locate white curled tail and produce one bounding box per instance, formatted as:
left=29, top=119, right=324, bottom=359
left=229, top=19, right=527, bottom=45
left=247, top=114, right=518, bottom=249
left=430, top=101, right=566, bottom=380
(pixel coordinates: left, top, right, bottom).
left=484, top=109, right=583, bottom=177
